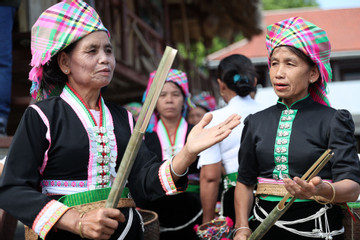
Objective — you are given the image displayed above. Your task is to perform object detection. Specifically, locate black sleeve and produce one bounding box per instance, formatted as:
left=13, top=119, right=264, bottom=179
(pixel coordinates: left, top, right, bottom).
left=107, top=104, right=187, bottom=205
left=144, top=132, right=163, bottom=162
left=328, top=110, right=360, bottom=183
left=237, top=114, right=259, bottom=185
left=0, top=107, right=52, bottom=227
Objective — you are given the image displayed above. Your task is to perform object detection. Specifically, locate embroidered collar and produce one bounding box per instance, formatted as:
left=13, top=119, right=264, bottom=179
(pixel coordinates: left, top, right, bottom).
left=276, top=94, right=313, bottom=110
left=61, top=85, right=117, bottom=190
left=156, top=117, right=188, bottom=160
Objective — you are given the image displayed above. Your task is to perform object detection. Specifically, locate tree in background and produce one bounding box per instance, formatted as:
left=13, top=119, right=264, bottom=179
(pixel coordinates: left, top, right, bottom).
left=177, top=0, right=319, bottom=72
left=262, top=0, right=318, bottom=10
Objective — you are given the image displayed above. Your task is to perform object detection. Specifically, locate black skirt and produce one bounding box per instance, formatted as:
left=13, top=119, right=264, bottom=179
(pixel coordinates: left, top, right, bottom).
left=249, top=198, right=344, bottom=240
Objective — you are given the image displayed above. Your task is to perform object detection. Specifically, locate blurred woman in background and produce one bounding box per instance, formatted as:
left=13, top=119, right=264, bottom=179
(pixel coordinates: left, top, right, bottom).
left=140, top=69, right=202, bottom=240
left=187, top=92, right=217, bottom=125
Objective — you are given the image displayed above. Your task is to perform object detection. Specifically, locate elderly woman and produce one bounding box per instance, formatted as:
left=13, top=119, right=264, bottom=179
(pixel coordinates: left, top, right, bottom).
left=198, top=54, right=263, bottom=224
left=0, top=2, right=240, bottom=240
left=233, top=17, right=360, bottom=240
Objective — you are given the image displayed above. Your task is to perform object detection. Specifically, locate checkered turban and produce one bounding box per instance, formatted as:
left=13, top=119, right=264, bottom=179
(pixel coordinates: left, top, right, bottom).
left=142, top=69, right=195, bottom=132
left=266, top=17, right=332, bottom=106
left=29, top=0, right=109, bottom=100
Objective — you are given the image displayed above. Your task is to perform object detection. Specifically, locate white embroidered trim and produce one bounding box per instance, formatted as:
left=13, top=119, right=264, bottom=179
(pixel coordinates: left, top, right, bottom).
left=33, top=200, right=69, bottom=238
left=29, top=105, right=51, bottom=175
left=159, top=159, right=177, bottom=195
left=61, top=89, right=118, bottom=190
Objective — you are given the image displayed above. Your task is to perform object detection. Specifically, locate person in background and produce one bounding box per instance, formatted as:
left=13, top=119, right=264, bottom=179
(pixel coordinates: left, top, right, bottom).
left=234, top=17, right=360, bottom=240
left=0, top=0, right=21, bottom=136
left=139, top=69, right=202, bottom=240
left=122, top=102, right=142, bottom=121
left=198, top=54, right=263, bottom=224
left=187, top=91, right=217, bottom=125
left=0, top=2, right=240, bottom=240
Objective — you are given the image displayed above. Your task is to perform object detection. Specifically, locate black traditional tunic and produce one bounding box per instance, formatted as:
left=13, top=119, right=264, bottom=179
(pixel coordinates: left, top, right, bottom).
left=0, top=86, right=187, bottom=240
left=237, top=95, right=360, bottom=239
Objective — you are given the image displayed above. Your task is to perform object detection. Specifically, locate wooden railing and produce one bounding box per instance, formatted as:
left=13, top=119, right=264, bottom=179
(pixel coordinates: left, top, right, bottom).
left=94, top=0, right=165, bottom=86
left=94, top=0, right=211, bottom=94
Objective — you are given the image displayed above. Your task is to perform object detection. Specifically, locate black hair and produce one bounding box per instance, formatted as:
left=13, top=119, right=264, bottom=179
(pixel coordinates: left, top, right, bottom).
left=216, top=54, right=257, bottom=97
left=196, top=104, right=210, bottom=112
left=41, top=42, right=77, bottom=95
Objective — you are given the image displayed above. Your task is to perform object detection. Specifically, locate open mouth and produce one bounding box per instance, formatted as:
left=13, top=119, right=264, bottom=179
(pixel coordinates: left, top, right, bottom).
left=274, top=83, right=288, bottom=90
left=275, top=82, right=287, bottom=87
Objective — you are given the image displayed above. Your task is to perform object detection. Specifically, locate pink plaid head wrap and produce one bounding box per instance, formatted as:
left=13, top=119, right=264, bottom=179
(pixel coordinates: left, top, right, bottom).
left=29, top=0, right=109, bottom=100
left=266, top=17, right=332, bottom=106
left=142, top=69, right=195, bottom=132
left=192, top=92, right=217, bottom=112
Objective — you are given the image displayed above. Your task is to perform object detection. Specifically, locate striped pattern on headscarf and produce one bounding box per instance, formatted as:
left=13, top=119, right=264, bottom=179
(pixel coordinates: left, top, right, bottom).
left=266, top=17, right=332, bottom=106
left=142, top=69, right=195, bottom=132
left=192, top=92, right=217, bottom=112
left=29, top=0, right=109, bottom=100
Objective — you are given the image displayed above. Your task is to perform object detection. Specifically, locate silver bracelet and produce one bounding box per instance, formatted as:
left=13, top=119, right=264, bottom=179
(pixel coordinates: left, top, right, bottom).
left=233, top=226, right=252, bottom=238
left=170, top=157, right=188, bottom=177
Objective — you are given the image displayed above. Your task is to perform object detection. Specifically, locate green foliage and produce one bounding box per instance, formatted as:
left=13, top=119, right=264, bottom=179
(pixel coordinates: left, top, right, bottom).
left=178, top=0, right=319, bottom=70
left=261, top=0, right=318, bottom=10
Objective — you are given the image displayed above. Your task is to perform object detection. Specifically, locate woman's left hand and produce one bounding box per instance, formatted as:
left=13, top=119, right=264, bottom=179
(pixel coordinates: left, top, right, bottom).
left=283, top=176, right=323, bottom=199
left=185, top=113, right=241, bottom=157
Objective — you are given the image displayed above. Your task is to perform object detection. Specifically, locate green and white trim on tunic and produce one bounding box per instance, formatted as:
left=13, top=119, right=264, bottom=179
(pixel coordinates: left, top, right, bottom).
left=272, top=95, right=312, bottom=181
left=273, top=108, right=297, bottom=180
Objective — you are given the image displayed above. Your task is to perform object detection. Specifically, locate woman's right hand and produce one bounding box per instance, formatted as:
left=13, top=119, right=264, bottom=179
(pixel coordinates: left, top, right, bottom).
left=233, top=228, right=252, bottom=240
left=79, top=208, right=125, bottom=239
left=55, top=207, right=125, bottom=239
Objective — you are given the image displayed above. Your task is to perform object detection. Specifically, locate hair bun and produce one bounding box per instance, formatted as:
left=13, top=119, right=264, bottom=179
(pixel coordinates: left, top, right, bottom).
left=233, top=74, right=249, bottom=84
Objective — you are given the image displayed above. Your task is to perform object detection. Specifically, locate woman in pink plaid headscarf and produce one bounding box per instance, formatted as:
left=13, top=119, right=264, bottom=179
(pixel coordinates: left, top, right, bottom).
left=233, top=17, right=360, bottom=240
left=141, top=69, right=205, bottom=240
left=0, top=1, right=241, bottom=240
left=187, top=92, right=217, bottom=125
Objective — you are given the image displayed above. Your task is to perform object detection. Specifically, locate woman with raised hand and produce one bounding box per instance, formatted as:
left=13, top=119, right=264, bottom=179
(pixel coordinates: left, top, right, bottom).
left=0, top=1, right=240, bottom=239
left=140, top=69, right=203, bottom=240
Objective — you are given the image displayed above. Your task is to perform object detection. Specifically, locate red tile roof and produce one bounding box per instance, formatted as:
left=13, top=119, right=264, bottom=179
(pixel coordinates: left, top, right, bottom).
left=207, top=8, right=360, bottom=61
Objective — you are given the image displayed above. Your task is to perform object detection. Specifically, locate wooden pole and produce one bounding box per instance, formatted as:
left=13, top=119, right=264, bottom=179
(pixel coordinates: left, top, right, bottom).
left=248, top=149, right=334, bottom=240
left=106, top=46, right=177, bottom=208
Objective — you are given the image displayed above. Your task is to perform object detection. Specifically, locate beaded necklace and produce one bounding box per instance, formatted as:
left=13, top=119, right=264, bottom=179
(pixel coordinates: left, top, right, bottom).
left=64, top=83, right=117, bottom=189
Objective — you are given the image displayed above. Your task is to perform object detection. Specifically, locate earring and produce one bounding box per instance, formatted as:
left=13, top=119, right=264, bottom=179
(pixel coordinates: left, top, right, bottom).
left=310, top=80, right=313, bottom=83
left=64, top=70, right=68, bottom=73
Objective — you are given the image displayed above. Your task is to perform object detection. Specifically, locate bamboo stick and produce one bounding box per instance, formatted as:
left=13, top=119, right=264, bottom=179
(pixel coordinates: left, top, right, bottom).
left=248, top=149, right=334, bottom=240
left=106, top=46, right=178, bottom=208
